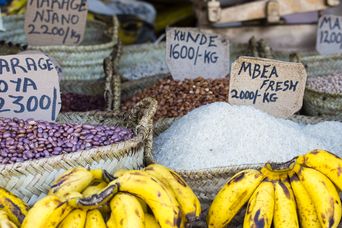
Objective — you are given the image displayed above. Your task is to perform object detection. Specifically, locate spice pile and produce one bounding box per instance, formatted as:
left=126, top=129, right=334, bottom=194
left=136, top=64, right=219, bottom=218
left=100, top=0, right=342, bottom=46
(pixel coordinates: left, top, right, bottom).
left=61, top=93, right=105, bottom=112
left=306, top=73, right=342, bottom=94
left=0, top=117, right=134, bottom=164
left=122, top=77, right=229, bottom=119
left=154, top=102, right=342, bottom=170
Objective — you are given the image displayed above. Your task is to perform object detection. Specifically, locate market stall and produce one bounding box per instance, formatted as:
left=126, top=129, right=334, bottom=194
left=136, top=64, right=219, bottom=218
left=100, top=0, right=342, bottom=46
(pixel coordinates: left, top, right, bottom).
left=0, top=0, right=342, bottom=227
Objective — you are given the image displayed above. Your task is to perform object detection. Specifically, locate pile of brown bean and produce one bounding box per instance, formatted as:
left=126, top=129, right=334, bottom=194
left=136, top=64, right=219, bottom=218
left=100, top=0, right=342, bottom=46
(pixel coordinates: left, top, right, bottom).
left=61, top=93, right=105, bottom=112
left=0, top=117, right=134, bottom=164
left=306, top=73, right=342, bottom=94
left=122, top=77, right=229, bottom=119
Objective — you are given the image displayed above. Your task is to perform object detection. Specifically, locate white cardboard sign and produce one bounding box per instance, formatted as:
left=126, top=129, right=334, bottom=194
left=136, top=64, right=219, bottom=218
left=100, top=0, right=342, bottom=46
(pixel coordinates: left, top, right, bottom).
left=316, top=15, right=342, bottom=55
left=0, top=53, right=61, bottom=121
left=24, top=0, right=88, bottom=46
left=166, top=27, right=230, bottom=80
left=229, top=56, right=307, bottom=118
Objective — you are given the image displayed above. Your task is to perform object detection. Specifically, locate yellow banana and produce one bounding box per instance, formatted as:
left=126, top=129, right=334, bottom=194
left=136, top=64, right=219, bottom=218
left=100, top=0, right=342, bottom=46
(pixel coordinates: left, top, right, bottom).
left=85, top=209, right=106, bottom=228
left=82, top=182, right=108, bottom=197
left=297, top=166, right=342, bottom=228
left=273, top=179, right=299, bottom=228
left=297, top=150, right=342, bottom=190
left=49, top=167, right=94, bottom=200
left=107, top=193, right=145, bottom=228
left=113, top=169, right=129, bottom=178
left=68, top=170, right=182, bottom=228
left=145, top=164, right=201, bottom=222
left=0, top=187, right=28, bottom=226
left=207, top=169, right=264, bottom=228
left=0, top=210, right=17, bottom=228
left=58, top=209, right=87, bottom=228
left=289, top=171, right=320, bottom=228
left=243, top=180, right=274, bottom=228
left=90, top=169, right=115, bottom=183
left=21, top=195, right=62, bottom=228
left=144, top=213, right=161, bottom=228
left=45, top=201, right=73, bottom=228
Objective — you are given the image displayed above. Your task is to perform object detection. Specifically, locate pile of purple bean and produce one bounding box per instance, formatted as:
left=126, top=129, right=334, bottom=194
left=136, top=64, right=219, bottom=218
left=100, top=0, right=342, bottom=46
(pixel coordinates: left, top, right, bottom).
left=61, top=93, right=105, bottom=112
left=0, top=117, right=135, bottom=164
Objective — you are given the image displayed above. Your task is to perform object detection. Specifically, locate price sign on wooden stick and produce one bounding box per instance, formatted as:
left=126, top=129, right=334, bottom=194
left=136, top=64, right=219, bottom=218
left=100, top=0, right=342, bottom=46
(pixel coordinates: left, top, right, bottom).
left=0, top=52, right=61, bottom=121
left=24, top=0, right=88, bottom=46
left=166, top=27, right=230, bottom=80
left=229, top=56, right=307, bottom=118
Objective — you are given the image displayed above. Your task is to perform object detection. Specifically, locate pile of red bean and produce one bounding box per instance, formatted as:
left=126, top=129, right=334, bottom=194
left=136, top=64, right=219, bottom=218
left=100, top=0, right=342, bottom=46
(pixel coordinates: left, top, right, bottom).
left=0, top=117, right=134, bottom=164
left=61, top=93, right=105, bottom=112
left=122, top=77, right=229, bottom=120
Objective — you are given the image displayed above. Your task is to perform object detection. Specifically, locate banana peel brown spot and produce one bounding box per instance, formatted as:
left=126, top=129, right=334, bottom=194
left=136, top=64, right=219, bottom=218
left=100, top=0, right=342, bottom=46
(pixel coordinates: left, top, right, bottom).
left=120, top=218, right=124, bottom=225
left=337, top=166, right=342, bottom=176
left=157, top=192, right=161, bottom=197
left=325, top=150, right=341, bottom=159
left=289, top=174, right=299, bottom=182
left=173, top=213, right=182, bottom=227
left=278, top=182, right=290, bottom=199
left=5, top=198, right=25, bottom=223
left=311, top=150, right=319, bottom=155
left=321, top=213, right=327, bottom=225
left=134, top=209, right=140, bottom=217
left=77, top=184, right=118, bottom=207
left=170, top=171, right=187, bottom=187
left=144, top=167, right=154, bottom=171
left=230, top=172, right=246, bottom=184
left=329, top=217, right=335, bottom=227
left=253, top=209, right=265, bottom=228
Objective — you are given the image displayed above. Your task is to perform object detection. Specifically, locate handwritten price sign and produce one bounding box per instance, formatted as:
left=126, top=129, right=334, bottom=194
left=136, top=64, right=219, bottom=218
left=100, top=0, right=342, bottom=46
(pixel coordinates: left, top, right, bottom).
left=316, top=15, right=342, bottom=55
left=166, top=27, right=230, bottom=80
left=0, top=53, right=61, bottom=121
left=229, top=57, right=307, bottom=118
left=24, top=0, right=88, bottom=46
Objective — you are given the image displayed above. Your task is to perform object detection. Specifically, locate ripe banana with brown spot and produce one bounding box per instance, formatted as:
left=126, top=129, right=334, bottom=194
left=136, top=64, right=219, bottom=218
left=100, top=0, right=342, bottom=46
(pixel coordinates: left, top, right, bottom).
left=297, top=166, right=342, bottom=228
left=243, top=180, right=274, bottom=228
left=297, top=149, right=342, bottom=190
left=85, top=209, right=106, bottom=228
left=145, top=164, right=201, bottom=222
left=0, top=210, right=17, bottom=228
left=107, top=193, right=145, bottom=228
left=45, top=201, right=73, bottom=228
left=207, top=169, right=264, bottom=228
left=82, top=182, right=108, bottom=197
left=58, top=209, right=87, bottom=228
left=90, top=169, right=115, bottom=183
left=68, top=170, right=182, bottom=228
left=144, top=213, right=161, bottom=228
left=0, top=187, right=28, bottom=226
left=21, top=195, right=63, bottom=228
left=289, top=171, right=320, bottom=228
left=49, top=167, right=94, bottom=200
left=273, top=178, right=299, bottom=228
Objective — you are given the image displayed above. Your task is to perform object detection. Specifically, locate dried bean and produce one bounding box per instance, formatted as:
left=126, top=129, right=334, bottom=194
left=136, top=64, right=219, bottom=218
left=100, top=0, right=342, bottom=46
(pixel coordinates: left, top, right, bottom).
left=122, top=77, right=229, bottom=120
left=61, top=93, right=105, bottom=112
left=307, top=73, right=342, bottom=94
left=0, top=117, right=134, bottom=164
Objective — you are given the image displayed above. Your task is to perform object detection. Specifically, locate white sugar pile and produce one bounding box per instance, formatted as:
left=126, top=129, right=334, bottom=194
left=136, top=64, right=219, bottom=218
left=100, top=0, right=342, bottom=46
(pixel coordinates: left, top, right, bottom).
left=154, top=102, right=342, bottom=170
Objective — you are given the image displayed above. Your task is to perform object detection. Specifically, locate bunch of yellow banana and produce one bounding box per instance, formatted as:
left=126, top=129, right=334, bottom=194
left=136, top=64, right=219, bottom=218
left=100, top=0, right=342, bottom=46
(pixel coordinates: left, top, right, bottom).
left=21, top=167, right=112, bottom=228
left=67, top=164, right=201, bottom=228
left=0, top=187, right=28, bottom=227
left=208, top=149, right=342, bottom=228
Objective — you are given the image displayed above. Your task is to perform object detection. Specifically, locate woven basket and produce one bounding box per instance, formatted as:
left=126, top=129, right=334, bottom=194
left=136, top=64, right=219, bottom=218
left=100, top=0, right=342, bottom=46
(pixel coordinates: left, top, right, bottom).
left=0, top=98, right=157, bottom=205
left=303, top=83, right=342, bottom=118
left=0, top=15, right=119, bottom=96
left=150, top=115, right=342, bottom=204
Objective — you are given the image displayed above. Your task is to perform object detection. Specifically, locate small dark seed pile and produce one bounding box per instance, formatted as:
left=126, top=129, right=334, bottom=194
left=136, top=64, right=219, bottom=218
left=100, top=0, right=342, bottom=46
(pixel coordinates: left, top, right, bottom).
left=122, top=77, right=229, bottom=120
left=306, top=73, right=342, bottom=94
left=61, top=93, right=105, bottom=112
left=0, top=117, right=134, bottom=164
